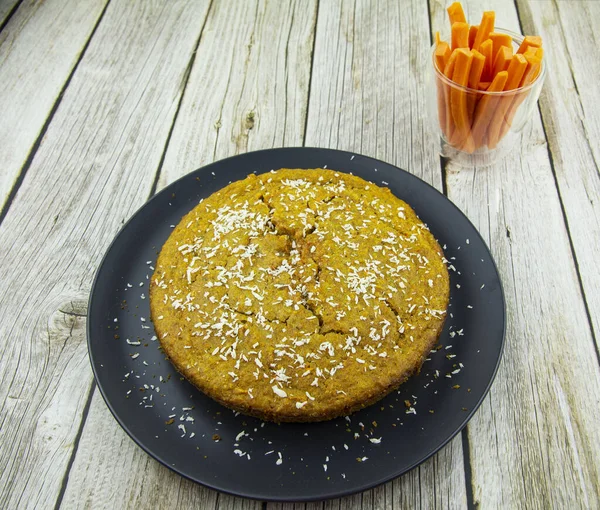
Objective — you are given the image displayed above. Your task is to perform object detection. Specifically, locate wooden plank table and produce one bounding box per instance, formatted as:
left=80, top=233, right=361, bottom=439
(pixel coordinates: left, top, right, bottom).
left=0, top=0, right=598, bottom=508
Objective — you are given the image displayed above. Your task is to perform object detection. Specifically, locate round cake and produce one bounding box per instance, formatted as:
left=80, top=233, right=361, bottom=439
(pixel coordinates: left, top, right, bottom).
left=150, top=169, right=449, bottom=422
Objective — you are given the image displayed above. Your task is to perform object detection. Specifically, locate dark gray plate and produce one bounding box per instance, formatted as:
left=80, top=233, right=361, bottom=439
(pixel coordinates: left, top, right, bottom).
left=88, top=148, right=505, bottom=501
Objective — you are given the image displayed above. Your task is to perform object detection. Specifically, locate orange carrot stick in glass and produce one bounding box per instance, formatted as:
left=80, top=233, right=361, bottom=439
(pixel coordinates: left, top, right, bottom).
left=517, top=35, right=542, bottom=54
left=436, top=81, right=447, bottom=136
left=434, top=40, right=451, bottom=136
left=479, top=39, right=493, bottom=81
left=447, top=2, right=466, bottom=25
left=531, top=47, right=544, bottom=80
left=471, top=71, right=508, bottom=149
left=522, top=51, right=543, bottom=85
left=450, top=49, right=475, bottom=151
left=492, top=46, right=513, bottom=76
left=443, top=50, right=461, bottom=139
left=487, top=54, right=528, bottom=148
left=435, top=41, right=451, bottom=72
left=469, top=25, right=479, bottom=49
left=504, top=54, right=528, bottom=90
left=497, top=50, right=543, bottom=140
left=444, top=49, right=459, bottom=78
left=451, top=22, right=469, bottom=50
left=489, top=32, right=513, bottom=60
left=466, top=50, right=486, bottom=123
left=519, top=43, right=541, bottom=55
left=468, top=50, right=486, bottom=89
left=472, top=11, right=495, bottom=52
left=478, top=81, right=491, bottom=90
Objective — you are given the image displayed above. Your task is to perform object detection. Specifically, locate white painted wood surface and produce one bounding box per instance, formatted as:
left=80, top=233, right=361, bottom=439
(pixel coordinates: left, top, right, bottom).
left=305, top=0, right=443, bottom=190
left=516, top=0, right=600, bottom=349
left=430, top=1, right=600, bottom=508
left=0, top=0, right=599, bottom=508
left=0, top=0, right=107, bottom=209
left=0, top=0, right=211, bottom=508
left=158, top=0, right=317, bottom=189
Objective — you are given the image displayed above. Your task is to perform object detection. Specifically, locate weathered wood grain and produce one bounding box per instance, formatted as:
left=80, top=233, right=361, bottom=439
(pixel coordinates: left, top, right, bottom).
left=269, top=503, right=322, bottom=510
left=305, top=0, right=442, bottom=190
left=157, top=0, right=317, bottom=189
left=0, top=1, right=212, bottom=508
left=515, top=0, right=600, bottom=350
left=60, top=392, right=201, bottom=509
left=292, top=1, right=467, bottom=508
left=0, top=0, right=20, bottom=28
left=63, top=394, right=254, bottom=509
left=430, top=1, right=600, bottom=508
left=0, top=0, right=108, bottom=210
left=62, top=0, right=316, bottom=508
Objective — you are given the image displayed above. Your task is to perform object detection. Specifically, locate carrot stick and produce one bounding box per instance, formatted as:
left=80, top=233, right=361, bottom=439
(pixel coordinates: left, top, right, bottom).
left=468, top=50, right=486, bottom=89
left=472, top=11, right=495, bottom=52
left=492, top=46, right=513, bottom=76
left=471, top=71, right=508, bottom=149
left=435, top=41, right=451, bottom=72
left=443, top=49, right=459, bottom=78
left=447, top=2, right=467, bottom=25
left=521, top=51, right=543, bottom=86
left=449, top=49, right=475, bottom=152
left=469, top=25, right=479, bottom=49
left=487, top=54, right=528, bottom=148
left=505, top=53, right=528, bottom=90
left=489, top=32, right=513, bottom=60
left=517, top=35, right=542, bottom=54
left=436, top=79, right=447, bottom=137
left=466, top=50, right=486, bottom=125
left=435, top=31, right=441, bottom=46
left=519, top=44, right=539, bottom=56
left=451, top=22, right=469, bottom=50
left=443, top=50, right=461, bottom=139
left=531, top=47, right=544, bottom=80
left=435, top=41, right=452, bottom=137
left=478, top=81, right=491, bottom=90
left=497, top=50, right=543, bottom=140
left=480, top=39, right=493, bottom=81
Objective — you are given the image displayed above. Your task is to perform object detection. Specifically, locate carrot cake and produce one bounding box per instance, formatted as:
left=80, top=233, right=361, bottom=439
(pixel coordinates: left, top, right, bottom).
left=149, top=169, right=449, bottom=422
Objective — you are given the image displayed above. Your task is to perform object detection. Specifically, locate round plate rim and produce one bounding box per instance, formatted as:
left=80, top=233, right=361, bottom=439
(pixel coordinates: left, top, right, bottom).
left=87, top=147, right=506, bottom=502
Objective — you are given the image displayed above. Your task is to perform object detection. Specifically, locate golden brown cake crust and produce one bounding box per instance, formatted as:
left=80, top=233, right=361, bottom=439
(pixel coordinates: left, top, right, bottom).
left=150, top=169, right=449, bottom=422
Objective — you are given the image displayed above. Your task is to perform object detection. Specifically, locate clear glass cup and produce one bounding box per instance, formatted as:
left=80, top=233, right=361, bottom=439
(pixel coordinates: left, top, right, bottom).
left=427, top=28, right=547, bottom=167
